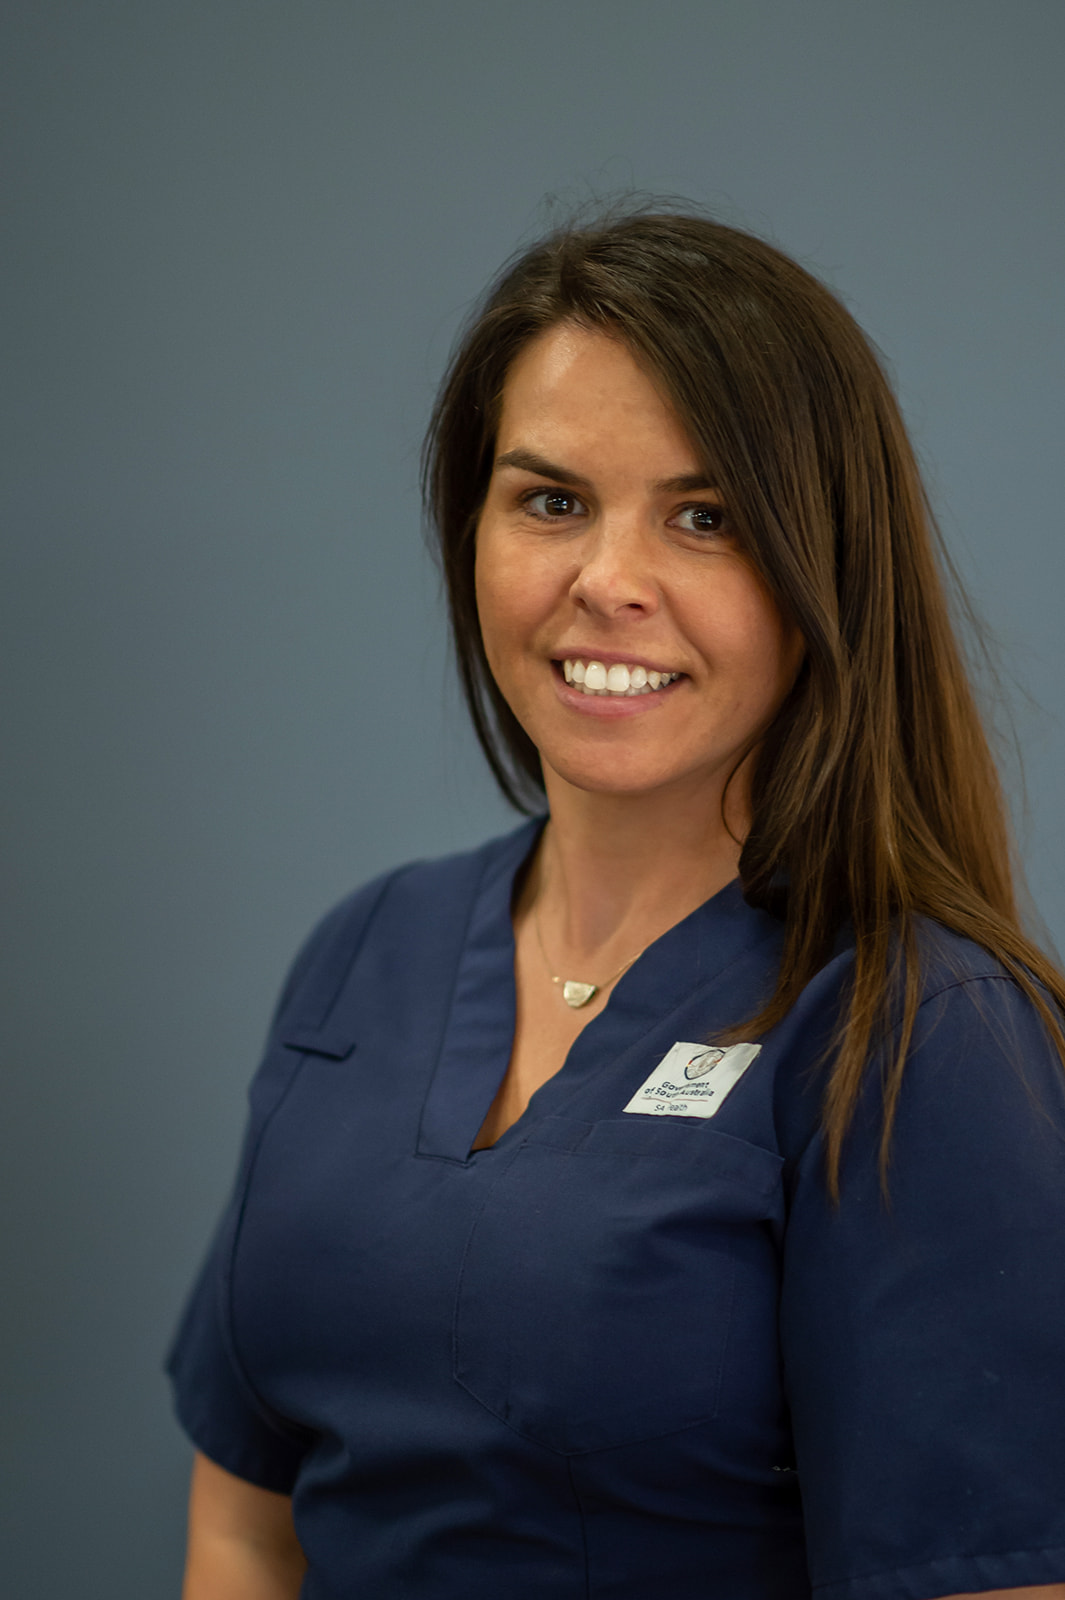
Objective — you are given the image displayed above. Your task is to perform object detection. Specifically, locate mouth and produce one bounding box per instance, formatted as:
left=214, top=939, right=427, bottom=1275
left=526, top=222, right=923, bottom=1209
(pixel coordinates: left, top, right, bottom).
left=557, top=657, right=684, bottom=698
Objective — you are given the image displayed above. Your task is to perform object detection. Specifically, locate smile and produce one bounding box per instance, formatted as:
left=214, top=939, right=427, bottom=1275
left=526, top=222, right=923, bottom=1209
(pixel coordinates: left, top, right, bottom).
left=561, top=659, right=682, bottom=697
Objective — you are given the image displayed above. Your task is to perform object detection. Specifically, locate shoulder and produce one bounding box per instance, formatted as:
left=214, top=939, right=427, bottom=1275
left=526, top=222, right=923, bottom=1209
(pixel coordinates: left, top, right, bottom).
left=895, top=920, right=1064, bottom=1106
left=270, top=818, right=543, bottom=1035
left=895, top=921, right=1065, bottom=1153
left=789, top=913, right=1050, bottom=1039
left=778, top=919, right=1065, bottom=1258
left=772, top=915, right=1065, bottom=1172
left=910, top=914, right=1016, bottom=996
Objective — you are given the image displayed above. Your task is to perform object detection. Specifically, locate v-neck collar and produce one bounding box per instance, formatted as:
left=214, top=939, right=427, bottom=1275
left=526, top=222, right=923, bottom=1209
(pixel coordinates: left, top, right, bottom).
left=415, top=819, right=781, bottom=1163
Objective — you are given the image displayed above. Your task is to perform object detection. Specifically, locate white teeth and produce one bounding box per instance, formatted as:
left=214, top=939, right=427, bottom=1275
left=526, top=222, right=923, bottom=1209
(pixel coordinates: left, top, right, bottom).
left=561, top=659, right=679, bottom=698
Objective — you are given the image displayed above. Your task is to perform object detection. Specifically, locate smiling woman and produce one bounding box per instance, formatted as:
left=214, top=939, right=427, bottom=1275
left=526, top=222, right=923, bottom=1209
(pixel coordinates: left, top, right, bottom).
left=170, top=208, right=1065, bottom=1600
left=474, top=323, right=804, bottom=805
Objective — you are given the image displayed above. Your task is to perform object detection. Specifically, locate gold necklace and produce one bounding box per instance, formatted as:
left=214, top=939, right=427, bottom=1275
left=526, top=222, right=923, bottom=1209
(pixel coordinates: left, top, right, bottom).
left=532, top=903, right=650, bottom=1009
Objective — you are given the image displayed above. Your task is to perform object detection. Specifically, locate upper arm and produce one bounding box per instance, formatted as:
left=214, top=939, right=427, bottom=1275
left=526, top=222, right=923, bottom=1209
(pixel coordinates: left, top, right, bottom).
left=781, top=976, right=1065, bottom=1600
left=182, top=1451, right=306, bottom=1600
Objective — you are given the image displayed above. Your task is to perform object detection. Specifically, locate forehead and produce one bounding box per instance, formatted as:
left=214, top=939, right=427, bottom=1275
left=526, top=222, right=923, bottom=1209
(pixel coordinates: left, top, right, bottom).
left=496, top=323, right=698, bottom=469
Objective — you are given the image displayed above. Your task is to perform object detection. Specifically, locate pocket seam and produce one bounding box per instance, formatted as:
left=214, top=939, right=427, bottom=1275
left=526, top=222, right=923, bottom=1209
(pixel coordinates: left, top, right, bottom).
left=451, top=1140, right=744, bottom=1456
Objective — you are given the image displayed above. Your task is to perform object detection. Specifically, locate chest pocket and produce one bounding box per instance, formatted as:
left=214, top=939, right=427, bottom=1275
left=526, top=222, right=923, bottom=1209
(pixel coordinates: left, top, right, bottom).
left=453, top=1114, right=784, bottom=1456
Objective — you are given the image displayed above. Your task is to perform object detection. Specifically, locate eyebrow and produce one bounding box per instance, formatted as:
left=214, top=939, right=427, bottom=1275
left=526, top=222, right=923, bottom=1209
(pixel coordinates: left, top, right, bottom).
left=493, top=448, right=718, bottom=496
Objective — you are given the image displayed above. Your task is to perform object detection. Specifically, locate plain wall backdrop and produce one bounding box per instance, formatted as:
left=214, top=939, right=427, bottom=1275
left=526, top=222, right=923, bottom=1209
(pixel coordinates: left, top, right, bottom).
left=2, top=2, right=1063, bottom=1593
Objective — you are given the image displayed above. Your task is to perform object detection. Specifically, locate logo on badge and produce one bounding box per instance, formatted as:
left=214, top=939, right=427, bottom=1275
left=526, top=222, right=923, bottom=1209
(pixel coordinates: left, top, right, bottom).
left=684, top=1047, right=725, bottom=1081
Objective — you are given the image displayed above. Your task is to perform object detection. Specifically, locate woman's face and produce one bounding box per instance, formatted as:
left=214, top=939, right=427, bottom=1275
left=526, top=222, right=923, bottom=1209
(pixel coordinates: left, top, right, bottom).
left=474, top=322, right=804, bottom=812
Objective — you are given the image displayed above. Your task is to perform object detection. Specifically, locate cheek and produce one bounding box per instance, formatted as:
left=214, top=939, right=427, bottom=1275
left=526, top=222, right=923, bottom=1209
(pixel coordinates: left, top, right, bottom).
left=473, top=530, right=536, bottom=686
left=473, top=541, right=512, bottom=662
left=748, top=614, right=801, bottom=701
left=693, top=579, right=800, bottom=703
left=475, top=529, right=558, bottom=654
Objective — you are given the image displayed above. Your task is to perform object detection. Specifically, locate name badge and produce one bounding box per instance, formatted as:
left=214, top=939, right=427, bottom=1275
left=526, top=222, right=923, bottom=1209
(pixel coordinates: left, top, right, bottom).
left=622, top=1041, right=762, bottom=1119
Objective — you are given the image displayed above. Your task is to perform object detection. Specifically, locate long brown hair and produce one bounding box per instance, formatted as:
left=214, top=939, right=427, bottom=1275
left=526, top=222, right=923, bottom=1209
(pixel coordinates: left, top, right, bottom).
left=422, top=205, right=1065, bottom=1195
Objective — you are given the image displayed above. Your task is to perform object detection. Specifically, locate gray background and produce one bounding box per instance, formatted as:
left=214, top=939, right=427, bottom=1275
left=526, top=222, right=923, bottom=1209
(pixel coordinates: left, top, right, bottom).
left=2, top=2, right=1062, bottom=1593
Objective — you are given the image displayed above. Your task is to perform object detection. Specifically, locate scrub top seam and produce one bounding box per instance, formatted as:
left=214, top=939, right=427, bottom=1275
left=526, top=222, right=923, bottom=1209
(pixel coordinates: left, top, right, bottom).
left=414, top=837, right=512, bottom=1161
left=780, top=970, right=1036, bottom=1181
left=521, top=1134, right=783, bottom=1188
left=453, top=1215, right=737, bottom=1465
left=302, top=862, right=420, bottom=1033
left=220, top=862, right=418, bottom=1437
left=220, top=864, right=421, bottom=1434
left=907, top=970, right=1019, bottom=1011
left=220, top=1051, right=319, bottom=1440
left=812, top=1539, right=1065, bottom=1596
left=564, top=1456, right=593, bottom=1600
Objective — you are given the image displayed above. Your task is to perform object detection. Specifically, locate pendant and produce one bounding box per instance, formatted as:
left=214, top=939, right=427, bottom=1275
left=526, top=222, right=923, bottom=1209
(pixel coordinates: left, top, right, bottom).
left=562, top=980, right=599, bottom=1009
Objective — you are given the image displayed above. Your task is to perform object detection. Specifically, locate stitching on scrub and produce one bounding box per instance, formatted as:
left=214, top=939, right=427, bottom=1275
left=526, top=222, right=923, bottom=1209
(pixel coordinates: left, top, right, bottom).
left=710, top=1243, right=738, bottom=1420
left=449, top=1383, right=736, bottom=1458
left=215, top=864, right=414, bottom=1432
left=413, top=842, right=517, bottom=1160
left=222, top=1050, right=318, bottom=1438
left=868, top=972, right=1026, bottom=1059
left=450, top=1142, right=523, bottom=1396
left=565, top=1457, right=592, bottom=1600
left=784, top=973, right=1030, bottom=1178
left=894, top=973, right=1065, bottom=1148
left=450, top=1368, right=740, bottom=1458
left=450, top=1142, right=738, bottom=1456
left=301, top=862, right=417, bottom=1036
left=530, top=1140, right=782, bottom=1193
left=811, top=1540, right=1065, bottom=1596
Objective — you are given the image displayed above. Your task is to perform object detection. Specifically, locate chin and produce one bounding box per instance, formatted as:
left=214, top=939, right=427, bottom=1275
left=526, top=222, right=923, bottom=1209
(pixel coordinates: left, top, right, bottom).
left=544, top=753, right=693, bottom=800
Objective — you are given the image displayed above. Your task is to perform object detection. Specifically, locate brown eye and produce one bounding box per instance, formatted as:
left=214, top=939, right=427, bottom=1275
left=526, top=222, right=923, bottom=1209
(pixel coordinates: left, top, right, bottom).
left=524, top=489, right=587, bottom=520
left=674, top=503, right=728, bottom=538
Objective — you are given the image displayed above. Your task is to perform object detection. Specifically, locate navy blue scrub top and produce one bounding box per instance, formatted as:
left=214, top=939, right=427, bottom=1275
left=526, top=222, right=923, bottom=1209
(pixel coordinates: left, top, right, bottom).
left=168, top=820, right=1065, bottom=1600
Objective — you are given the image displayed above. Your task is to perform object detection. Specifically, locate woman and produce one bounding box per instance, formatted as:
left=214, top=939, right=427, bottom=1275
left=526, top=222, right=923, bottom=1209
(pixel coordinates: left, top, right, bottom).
left=170, top=210, right=1065, bottom=1600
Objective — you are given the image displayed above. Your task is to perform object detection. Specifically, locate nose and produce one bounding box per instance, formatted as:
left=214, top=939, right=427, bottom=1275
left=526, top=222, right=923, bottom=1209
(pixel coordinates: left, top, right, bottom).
left=567, top=521, right=660, bottom=619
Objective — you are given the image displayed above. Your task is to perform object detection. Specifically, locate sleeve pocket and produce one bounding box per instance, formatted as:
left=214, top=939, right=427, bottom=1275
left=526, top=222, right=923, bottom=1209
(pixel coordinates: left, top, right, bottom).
left=280, top=1025, right=357, bottom=1060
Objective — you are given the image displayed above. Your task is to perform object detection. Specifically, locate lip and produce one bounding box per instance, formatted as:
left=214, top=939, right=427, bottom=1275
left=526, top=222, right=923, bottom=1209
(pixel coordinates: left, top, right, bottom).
left=550, top=660, right=685, bottom=718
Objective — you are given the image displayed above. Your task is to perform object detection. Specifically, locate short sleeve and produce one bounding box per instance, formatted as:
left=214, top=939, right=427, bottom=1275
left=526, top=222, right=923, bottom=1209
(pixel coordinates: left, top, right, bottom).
left=781, top=975, right=1065, bottom=1600
left=165, top=866, right=404, bottom=1491
left=166, top=1202, right=311, bottom=1491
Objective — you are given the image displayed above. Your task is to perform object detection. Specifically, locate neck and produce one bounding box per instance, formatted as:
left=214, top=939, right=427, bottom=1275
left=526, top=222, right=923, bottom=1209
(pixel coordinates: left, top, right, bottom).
left=525, top=767, right=749, bottom=966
